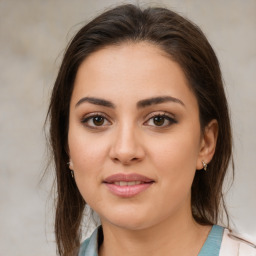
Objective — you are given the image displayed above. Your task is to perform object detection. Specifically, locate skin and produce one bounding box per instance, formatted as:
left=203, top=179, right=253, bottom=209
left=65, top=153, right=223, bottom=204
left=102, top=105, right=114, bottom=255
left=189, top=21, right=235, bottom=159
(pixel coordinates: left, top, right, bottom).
left=68, top=42, right=218, bottom=256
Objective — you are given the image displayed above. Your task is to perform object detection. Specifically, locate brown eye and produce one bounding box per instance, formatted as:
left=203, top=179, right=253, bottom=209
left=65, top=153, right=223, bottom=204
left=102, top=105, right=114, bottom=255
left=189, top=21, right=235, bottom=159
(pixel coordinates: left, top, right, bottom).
left=81, top=114, right=111, bottom=128
left=144, top=113, right=177, bottom=128
left=153, top=116, right=165, bottom=126
left=93, top=116, right=104, bottom=126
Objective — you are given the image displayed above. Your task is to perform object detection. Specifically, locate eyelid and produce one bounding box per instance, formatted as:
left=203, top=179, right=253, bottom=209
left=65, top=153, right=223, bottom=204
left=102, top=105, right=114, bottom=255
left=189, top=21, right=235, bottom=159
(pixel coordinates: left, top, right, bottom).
left=81, top=112, right=112, bottom=128
left=143, top=111, right=177, bottom=127
left=145, top=111, right=175, bottom=119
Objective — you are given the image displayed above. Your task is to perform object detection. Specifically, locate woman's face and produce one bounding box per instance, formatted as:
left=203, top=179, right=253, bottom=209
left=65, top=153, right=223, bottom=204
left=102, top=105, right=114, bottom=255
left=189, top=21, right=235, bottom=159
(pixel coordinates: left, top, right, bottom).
left=68, top=42, right=206, bottom=230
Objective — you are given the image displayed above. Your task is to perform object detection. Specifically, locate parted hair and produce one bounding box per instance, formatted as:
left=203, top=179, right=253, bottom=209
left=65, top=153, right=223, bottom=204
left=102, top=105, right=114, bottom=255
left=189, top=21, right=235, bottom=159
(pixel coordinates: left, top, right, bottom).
left=47, top=4, right=232, bottom=256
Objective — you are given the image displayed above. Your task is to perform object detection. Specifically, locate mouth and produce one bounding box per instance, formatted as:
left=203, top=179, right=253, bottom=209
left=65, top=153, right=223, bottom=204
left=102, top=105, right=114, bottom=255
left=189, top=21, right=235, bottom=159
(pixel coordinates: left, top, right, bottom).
left=112, top=181, right=150, bottom=186
left=103, top=173, right=155, bottom=198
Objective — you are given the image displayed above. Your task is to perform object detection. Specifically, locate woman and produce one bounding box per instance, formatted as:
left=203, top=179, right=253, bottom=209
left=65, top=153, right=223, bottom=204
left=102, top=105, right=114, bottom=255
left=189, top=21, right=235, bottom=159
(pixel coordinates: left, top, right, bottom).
left=47, top=4, right=256, bottom=256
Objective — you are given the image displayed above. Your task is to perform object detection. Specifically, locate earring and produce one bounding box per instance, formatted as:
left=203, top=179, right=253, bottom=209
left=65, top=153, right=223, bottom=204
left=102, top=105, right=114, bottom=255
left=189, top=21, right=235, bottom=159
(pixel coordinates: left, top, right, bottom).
left=67, top=161, right=74, bottom=178
left=202, top=160, right=207, bottom=171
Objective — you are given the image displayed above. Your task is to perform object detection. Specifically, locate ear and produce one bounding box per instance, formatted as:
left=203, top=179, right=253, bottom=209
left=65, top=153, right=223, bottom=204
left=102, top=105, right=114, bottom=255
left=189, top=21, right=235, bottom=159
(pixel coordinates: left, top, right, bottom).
left=196, top=119, right=218, bottom=170
left=69, top=159, right=74, bottom=170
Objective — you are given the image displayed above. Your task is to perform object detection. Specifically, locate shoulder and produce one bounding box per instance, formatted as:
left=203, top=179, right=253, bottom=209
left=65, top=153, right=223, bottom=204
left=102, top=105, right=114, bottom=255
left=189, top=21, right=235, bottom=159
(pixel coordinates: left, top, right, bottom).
left=220, top=228, right=256, bottom=256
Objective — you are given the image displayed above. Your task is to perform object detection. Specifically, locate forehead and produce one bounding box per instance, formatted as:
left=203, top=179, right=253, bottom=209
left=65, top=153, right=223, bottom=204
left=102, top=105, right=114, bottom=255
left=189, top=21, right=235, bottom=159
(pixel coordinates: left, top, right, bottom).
left=71, top=42, right=197, bottom=109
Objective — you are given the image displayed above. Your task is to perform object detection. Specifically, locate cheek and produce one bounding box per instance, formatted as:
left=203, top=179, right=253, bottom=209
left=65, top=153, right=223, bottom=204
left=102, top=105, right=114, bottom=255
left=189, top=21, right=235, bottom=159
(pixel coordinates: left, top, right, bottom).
left=68, top=129, right=110, bottom=201
left=148, top=127, right=201, bottom=194
left=150, top=130, right=200, bottom=171
left=68, top=129, right=108, bottom=170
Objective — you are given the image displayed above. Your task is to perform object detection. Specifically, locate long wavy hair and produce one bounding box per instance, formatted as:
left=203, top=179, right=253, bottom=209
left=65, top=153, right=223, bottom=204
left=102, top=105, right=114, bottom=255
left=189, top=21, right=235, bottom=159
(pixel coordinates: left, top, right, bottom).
left=46, top=4, right=233, bottom=256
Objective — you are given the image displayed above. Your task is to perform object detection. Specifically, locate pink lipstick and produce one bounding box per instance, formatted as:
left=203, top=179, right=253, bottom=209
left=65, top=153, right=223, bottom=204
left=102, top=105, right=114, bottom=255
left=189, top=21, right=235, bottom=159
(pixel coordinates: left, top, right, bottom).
left=103, top=173, right=154, bottom=198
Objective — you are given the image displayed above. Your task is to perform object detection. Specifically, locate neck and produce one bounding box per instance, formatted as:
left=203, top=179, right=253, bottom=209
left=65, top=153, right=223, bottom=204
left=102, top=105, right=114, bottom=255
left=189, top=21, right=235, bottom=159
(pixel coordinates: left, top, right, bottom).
left=98, top=211, right=211, bottom=256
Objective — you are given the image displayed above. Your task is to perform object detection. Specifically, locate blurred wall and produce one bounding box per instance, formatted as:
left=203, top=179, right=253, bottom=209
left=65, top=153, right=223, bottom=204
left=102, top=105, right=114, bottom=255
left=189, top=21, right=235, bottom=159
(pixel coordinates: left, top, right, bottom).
left=0, top=0, right=255, bottom=255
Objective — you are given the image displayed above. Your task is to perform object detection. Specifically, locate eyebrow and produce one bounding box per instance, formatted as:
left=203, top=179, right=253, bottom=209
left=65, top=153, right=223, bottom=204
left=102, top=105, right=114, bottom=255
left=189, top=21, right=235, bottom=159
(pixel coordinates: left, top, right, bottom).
left=75, top=95, right=185, bottom=109
left=137, top=96, right=185, bottom=108
left=75, top=97, right=115, bottom=108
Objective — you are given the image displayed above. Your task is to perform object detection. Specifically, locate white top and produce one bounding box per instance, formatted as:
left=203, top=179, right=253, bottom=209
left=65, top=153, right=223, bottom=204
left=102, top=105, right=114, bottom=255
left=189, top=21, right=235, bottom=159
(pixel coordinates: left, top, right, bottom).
left=220, top=228, right=256, bottom=256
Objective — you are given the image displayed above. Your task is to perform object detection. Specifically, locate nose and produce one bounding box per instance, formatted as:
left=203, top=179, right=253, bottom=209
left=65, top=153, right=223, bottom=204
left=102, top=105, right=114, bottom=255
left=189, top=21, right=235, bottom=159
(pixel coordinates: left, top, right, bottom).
left=109, top=123, right=145, bottom=165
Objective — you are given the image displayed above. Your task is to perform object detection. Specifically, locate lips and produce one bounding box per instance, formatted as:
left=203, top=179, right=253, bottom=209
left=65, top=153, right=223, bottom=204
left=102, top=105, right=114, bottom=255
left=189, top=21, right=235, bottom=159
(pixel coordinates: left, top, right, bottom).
left=103, top=173, right=154, bottom=198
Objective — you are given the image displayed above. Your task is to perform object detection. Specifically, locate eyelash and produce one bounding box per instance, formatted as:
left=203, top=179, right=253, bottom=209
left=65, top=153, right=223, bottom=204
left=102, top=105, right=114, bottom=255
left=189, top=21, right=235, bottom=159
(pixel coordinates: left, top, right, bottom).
left=81, top=112, right=177, bottom=129
left=144, top=112, right=177, bottom=127
left=81, top=113, right=111, bottom=129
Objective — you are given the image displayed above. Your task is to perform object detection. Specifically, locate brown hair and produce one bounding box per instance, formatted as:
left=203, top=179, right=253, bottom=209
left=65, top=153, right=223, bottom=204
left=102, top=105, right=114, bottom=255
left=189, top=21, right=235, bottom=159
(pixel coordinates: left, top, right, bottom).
left=47, top=4, right=232, bottom=256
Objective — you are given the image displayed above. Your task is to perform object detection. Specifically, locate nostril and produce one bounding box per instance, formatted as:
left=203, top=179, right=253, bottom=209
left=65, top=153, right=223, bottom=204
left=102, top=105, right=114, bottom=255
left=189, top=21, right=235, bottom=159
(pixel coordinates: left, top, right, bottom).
left=112, top=157, right=140, bottom=165
left=123, top=157, right=139, bottom=165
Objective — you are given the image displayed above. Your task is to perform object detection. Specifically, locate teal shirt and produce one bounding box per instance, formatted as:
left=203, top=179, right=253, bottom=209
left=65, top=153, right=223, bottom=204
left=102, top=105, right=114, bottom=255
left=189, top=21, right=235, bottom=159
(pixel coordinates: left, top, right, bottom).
left=79, top=225, right=224, bottom=256
left=198, top=225, right=224, bottom=255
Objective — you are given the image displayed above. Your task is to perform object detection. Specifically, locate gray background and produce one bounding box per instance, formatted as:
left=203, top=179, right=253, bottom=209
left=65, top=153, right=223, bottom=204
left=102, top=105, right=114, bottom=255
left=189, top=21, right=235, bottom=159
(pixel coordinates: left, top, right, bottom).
left=0, top=0, right=255, bottom=255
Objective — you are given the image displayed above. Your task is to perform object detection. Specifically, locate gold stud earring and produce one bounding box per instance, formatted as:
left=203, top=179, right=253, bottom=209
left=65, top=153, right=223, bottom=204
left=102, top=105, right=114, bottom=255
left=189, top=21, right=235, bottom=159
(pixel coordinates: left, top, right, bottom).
left=202, top=160, right=207, bottom=171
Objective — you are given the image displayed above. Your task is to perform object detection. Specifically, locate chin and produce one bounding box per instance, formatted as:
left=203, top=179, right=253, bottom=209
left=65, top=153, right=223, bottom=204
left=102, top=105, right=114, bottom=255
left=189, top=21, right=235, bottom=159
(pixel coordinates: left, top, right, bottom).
left=99, top=206, right=159, bottom=231
left=109, top=218, right=153, bottom=231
